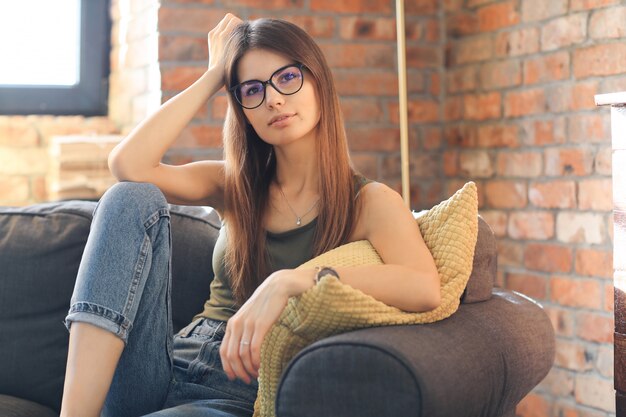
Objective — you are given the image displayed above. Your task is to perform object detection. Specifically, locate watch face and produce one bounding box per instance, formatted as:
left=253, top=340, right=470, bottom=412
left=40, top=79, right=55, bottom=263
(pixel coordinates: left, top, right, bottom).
left=318, top=267, right=339, bottom=280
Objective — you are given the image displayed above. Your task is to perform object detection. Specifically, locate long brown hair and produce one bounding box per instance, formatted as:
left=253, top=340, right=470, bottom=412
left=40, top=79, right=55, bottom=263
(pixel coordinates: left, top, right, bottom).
left=222, top=18, right=358, bottom=306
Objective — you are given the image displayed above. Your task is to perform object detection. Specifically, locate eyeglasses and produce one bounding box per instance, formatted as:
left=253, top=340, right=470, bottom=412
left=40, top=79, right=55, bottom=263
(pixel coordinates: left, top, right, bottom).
left=230, top=63, right=305, bottom=110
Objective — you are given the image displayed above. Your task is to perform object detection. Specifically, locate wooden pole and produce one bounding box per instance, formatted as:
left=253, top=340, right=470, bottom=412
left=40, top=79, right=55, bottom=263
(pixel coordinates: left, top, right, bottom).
left=395, top=0, right=410, bottom=207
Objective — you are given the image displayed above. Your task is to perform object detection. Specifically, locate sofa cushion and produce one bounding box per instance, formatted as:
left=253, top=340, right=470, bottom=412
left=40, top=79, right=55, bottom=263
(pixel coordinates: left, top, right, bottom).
left=167, top=204, right=221, bottom=330
left=0, top=394, right=57, bottom=417
left=0, top=201, right=94, bottom=412
left=0, top=200, right=220, bottom=412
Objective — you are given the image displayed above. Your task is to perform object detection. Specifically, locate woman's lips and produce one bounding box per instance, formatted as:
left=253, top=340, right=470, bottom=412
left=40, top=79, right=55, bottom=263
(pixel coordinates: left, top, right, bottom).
left=269, top=114, right=295, bottom=127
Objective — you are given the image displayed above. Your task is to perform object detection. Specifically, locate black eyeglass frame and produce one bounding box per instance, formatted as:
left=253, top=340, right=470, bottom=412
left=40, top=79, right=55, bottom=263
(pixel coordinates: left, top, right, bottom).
left=229, top=63, right=306, bottom=110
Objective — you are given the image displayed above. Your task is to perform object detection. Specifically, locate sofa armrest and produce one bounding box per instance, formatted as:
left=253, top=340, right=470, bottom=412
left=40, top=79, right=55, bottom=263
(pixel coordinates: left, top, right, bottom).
left=463, top=215, right=497, bottom=303
left=275, top=288, right=555, bottom=417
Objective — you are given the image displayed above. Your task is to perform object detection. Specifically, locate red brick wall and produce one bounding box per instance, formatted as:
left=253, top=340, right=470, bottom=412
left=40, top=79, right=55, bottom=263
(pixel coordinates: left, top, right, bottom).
left=445, top=0, right=622, bottom=415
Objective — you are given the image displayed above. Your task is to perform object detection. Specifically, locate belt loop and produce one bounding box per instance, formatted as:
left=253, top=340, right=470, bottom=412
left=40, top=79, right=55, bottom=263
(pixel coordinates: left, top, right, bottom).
left=178, top=317, right=203, bottom=338
left=214, top=321, right=226, bottom=339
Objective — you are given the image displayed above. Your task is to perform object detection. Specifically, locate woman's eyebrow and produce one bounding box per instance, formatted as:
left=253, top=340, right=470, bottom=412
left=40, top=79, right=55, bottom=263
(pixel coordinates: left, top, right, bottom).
left=239, top=75, right=261, bottom=83
left=239, top=63, right=295, bottom=83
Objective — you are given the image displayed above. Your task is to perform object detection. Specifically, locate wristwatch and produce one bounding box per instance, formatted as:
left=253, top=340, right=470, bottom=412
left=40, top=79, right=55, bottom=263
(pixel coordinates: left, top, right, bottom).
left=315, top=266, right=340, bottom=283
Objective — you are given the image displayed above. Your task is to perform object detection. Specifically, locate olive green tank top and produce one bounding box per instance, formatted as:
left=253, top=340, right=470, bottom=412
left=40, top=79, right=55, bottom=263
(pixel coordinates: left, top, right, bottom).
left=195, top=174, right=372, bottom=323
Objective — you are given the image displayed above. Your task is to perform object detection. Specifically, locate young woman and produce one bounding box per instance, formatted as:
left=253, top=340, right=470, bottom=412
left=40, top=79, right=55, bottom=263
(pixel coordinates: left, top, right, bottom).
left=60, top=14, right=439, bottom=417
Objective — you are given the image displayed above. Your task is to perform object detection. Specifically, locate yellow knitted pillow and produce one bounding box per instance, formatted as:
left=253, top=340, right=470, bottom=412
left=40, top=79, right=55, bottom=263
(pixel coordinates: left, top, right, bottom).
left=252, top=181, right=478, bottom=417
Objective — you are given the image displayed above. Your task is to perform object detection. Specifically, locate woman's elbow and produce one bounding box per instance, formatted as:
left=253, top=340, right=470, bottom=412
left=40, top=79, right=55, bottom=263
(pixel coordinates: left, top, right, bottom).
left=108, top=148, right=123, bottom=179
left=412, top=273, right=441, bottom=312
left=413, top=292, right=440, bottom=313
left=425, top=286, right=441, bottom=311
left=108, top=147, right=136, bottom=181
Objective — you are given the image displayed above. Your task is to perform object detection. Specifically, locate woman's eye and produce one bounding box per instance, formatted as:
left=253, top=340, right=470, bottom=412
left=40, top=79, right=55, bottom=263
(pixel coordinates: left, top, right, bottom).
left=242, top=84, right=262, bottom=96
left=278, top=71, right=298, bottom=83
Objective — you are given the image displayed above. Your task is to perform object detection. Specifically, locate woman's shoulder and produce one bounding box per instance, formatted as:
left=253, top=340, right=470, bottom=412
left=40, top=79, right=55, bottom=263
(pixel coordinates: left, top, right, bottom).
left=350, top=179, right=407, bottom=241
left=353, top=173, right=375, bottom=198
left=356, top=181, right=401, bottom=206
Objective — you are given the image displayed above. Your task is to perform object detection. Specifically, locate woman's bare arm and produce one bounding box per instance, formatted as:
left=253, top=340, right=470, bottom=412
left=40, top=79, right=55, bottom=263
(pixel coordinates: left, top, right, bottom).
left=339, top=182, right=440, bottom=312
left=108, top=68, right=225, bottom=208
left=108, top=14, right=242, bottom=211
left=281, top=183, right=440, bottom=313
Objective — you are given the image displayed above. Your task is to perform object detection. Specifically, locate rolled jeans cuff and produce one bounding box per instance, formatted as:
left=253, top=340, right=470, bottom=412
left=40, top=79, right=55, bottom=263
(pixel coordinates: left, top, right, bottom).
left=64, top=301, right=133, bottom=344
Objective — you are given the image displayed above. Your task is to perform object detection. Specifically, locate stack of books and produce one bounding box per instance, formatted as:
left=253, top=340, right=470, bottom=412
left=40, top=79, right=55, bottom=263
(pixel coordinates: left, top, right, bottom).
left=48, top=135, right=123, bottom=201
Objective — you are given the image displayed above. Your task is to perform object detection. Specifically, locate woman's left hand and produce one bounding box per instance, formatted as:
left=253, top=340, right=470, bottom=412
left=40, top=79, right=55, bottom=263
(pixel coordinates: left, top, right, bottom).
left=219, top=269, right=313, bottom=384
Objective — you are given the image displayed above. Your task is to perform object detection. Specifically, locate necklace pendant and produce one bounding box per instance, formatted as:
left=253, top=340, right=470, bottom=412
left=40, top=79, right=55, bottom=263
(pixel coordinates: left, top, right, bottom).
left=296, top=217, right=302, bottom=226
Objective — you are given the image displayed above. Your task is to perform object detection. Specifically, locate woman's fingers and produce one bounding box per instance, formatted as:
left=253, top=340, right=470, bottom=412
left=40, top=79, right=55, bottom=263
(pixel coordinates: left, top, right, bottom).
left=213, top=12, right=237, bottom=33
left=239, top=327, right=257, bottom=380
left=219, top=330, right=235, bottom=380
left=218, top=273, right=289, bottom=383
left=230, top=353, right=250, bottom=384
left=220, top=319, right=254, bottom=384
left=208, top=13, right=242, bottom=70
left=223, top=15, right=242, bottom=34
left=250, top=322, right=269, bottom=374
left=220, top=326, right=245, bottom=382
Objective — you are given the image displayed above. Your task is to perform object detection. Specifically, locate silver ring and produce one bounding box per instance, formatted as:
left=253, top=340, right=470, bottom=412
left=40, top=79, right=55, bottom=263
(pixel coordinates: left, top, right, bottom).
left=240, top=340, right=251, bottom=345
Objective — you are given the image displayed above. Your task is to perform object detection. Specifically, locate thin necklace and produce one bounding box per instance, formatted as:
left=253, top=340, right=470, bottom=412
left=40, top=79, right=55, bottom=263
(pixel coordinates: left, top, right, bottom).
left=277, top=183, right=320, bottom=226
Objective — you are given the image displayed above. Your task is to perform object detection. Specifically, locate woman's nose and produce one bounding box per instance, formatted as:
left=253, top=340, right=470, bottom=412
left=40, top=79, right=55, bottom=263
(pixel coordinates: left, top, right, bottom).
left=264, top=84, right=284, bottom=108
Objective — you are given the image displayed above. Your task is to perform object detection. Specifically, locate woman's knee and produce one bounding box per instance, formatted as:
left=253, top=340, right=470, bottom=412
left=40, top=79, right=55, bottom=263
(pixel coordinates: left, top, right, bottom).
left=97, top=182, right=168, bottom=217
left=105, top=181, right=166, bottom=203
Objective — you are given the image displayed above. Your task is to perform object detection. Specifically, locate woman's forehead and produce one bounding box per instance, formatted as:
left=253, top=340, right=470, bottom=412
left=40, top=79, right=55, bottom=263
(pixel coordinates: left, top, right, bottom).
left=237, top=49, right=293, bottom=81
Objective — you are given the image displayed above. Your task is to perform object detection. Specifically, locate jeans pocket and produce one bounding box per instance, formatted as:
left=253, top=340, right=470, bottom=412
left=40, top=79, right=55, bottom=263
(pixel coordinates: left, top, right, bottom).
left=174, top=319, right=226, bottom=381
left=190, top=339, right=259, bottom=404
left=188, top=338, right=220, bottom=382
left=176, top=317, right=204, bottom=338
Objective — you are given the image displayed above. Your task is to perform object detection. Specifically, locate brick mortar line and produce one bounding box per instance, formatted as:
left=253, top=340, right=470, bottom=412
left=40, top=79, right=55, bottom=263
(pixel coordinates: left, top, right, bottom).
left=500, top=266, right=613, bottom=282
left=530, top=300, right=614, bottom=319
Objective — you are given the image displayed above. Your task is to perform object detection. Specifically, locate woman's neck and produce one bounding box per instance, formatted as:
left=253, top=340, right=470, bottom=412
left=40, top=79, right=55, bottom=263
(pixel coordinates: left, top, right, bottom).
left=273, top=136, right=319, bottom=193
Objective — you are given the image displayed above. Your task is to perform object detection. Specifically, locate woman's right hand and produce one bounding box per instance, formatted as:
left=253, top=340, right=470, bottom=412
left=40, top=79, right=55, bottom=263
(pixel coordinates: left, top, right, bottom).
left=208, top=13, right=243, bottom=74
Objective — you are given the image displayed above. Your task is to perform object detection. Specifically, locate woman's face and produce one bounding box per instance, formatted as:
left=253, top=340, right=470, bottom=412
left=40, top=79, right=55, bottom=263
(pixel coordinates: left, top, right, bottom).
left=235, top=49, right=321, bottom=148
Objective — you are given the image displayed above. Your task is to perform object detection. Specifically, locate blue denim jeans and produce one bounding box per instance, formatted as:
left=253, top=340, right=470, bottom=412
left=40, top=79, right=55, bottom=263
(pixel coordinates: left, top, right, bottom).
left=64, top=182, right=258, bottom=417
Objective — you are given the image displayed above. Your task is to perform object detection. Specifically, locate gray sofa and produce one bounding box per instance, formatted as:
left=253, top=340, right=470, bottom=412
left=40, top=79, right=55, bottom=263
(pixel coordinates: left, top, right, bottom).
left=0, top=199, right=555, bottom=417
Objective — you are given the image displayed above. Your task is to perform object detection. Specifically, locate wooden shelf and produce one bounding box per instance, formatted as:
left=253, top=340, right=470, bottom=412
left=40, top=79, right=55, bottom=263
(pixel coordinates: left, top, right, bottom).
left=595, top=91, right=626, bottom=106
